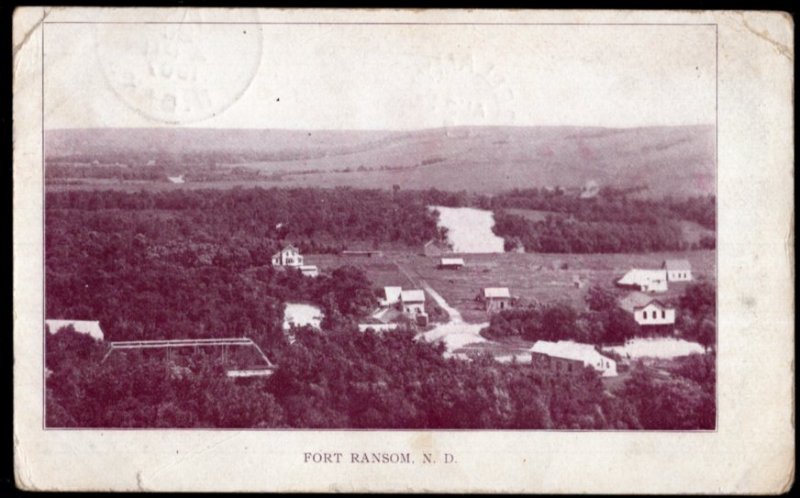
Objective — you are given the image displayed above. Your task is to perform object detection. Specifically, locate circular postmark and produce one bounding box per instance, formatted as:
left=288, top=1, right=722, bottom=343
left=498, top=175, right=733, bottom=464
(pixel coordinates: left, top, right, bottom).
left=94, top=23, right=262, bottom=125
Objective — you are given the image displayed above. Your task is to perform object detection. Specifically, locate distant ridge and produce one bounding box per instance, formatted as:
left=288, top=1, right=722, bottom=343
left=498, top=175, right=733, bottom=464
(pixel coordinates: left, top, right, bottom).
left=45, top=125, right=715, bottom=197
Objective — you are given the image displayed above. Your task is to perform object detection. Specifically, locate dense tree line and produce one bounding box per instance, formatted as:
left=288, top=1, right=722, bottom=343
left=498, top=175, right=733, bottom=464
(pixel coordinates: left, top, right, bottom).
left=46, top=325, right=714, bottom=429
left=493, top=212, right=687, bottom=253
left=481, top=288, right=639, bottom=345
left=676, top=281, right=716, bottom=350
left=46, top=187, right=443, bottom=249
left=410, top=187, right=715, bottom=229
left=44, top=326, right=622, bottom=429
left=622, top=354, right=715, bottom=430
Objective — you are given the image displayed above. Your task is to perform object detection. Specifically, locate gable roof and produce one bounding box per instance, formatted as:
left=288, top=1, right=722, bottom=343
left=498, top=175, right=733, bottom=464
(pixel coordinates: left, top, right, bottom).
left=617, top=269, right=667, bottom=286
left=382, top=286, right=403, bottom=303
left=663, top=259, right=692, bottom=271
left=400, top=289, right=426, bottom=302
left=273, top=245, right=300, bottom=257
left=618, top=292, right=672, bottom=313
left=45, top=319, right=104, bottom=341
left=484, top=287, right=511, bottom=299
left=530, top=340, right=614, bottom=366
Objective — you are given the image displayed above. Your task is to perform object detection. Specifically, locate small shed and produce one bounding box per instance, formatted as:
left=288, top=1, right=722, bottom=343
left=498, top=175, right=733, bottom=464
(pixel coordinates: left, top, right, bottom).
left=482, top=287, right=512, bottom=313
left=299, top=265, right=319, bottom=278
left=439, top=257, right=465, bottom=270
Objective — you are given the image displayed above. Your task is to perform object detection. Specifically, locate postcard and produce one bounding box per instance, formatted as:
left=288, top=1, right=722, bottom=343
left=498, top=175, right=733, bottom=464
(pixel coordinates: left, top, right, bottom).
left=12, top=7, right=794, bottom=493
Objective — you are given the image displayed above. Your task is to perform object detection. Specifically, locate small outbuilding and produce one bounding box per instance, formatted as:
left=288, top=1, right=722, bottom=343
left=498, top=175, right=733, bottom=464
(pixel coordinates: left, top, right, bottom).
left=439, top=257, right=465, bottom=270
left=299, top=265, right=319, bottom=278
left=482, top=287, right=512, bottom=313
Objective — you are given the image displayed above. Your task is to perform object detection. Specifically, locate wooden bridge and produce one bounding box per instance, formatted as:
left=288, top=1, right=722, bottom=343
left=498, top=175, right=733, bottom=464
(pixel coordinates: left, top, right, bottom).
left=101, top=337, right=277, bottom=378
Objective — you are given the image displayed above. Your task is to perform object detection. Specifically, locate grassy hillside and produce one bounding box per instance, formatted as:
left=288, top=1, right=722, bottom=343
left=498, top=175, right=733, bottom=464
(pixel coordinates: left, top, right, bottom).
left=46, top=125, right=715, bottom=197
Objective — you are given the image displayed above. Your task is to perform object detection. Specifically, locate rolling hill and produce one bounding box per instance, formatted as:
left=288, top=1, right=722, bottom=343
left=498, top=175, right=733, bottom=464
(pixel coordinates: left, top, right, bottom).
left=45, top=125, right=715, bottom=197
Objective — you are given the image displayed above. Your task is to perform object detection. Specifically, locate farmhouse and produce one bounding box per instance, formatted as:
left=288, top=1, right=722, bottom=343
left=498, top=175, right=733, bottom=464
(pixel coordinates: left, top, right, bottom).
left=616, top=269, right=668, bottom=293
left=482, top=287, right=512, bottom=313
left=400, top=290, right=426, bottom=315
left=399, top=289, right=428, bottom=326
left=272, top=245, right=304, bottom=267
left=619, top=291, right=676, bottom=326
left=663, top=259, right=693, bottom=282
left=439, top=257, right=465, bottom=270
left=299, top=265, right=320, bottom=278
left=45, top=319, right=105, bottom=341
left=529, top=341, right=618, bottom=377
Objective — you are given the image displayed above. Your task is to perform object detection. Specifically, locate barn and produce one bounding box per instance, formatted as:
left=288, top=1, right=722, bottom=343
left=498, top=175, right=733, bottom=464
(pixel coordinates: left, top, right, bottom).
left=529, top=341, right=617, bottom=377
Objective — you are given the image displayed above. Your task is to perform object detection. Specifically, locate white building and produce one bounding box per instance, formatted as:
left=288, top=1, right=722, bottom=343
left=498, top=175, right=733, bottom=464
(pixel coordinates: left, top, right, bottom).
left=663, top=259, right=693, bottom=282
left=619, top=292, right=677, bottom=326
left=45, top=319, right=104, bottom=341
left=167, top=175, right=185, bottom=184
left=529, top=341, right=617, bottom=377
left=400, top=289, right=426, bottom=315
left=616, top=269, right=668, bottom=293
left=380, top=286, right=403, bottom=307
left=272, top=245, right=304, bottom=267
left=439, top=257, right=465, bottom=269
left=299, top=265, right=319, bottom=278
left=482, top=287, right=512, bottom=313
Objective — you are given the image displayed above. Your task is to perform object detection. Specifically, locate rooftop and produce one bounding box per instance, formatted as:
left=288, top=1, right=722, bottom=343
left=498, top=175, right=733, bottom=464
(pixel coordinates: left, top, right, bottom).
left=663, top=259, right=692, bottom=271
left=530, top=340, right=613, bottom=365
left=483, top=287, right=511, bottom=299
left=401, top=289, right=426, bottom=302
left=618, top=292, right=671, bottom=313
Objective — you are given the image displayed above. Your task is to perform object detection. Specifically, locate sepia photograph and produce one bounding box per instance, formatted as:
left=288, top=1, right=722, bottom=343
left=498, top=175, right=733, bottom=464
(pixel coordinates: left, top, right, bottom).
left=41, top=18, right=718, bottom=431
left=13, top=8, right=793, bottom=494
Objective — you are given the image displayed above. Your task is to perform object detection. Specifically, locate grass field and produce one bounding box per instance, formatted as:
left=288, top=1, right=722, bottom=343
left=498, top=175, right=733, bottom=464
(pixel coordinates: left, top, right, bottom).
left=307, top=250, right=716, bottom=324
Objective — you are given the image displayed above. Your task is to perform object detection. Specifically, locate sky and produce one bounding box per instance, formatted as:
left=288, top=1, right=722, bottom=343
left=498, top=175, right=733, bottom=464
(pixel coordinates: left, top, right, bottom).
left=44, top=23, right=716, bottom=130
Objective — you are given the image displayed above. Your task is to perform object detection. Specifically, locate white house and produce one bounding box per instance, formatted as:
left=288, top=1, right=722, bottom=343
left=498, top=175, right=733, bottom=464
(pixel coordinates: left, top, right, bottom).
left=380, top=286, right=403, bottom=306
left=482, top=287, right=512, bottom=313
left=299, top=265, right=319, bottom=278
left=619, top=292, right=676, bottom=326
left=663, top=259, right=693, bottom=282
left=167, top=175, right=185, bottom=184
left=400, top=289, right=426, bottom=316
left=529, top=341, right=617, bottom=377
left=439, top=257, right=465, bottom=269
left=272, top=245, right=304, bottom=267
left=616, top=269, right=668, bottom=293
left=45, top=319, right=104, bottom=341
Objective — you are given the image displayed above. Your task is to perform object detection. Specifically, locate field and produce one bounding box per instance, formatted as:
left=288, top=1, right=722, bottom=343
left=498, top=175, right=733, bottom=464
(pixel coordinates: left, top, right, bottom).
left=307, top=250, right=715, bottom=324
left=45, top=125, right=716, bottom=197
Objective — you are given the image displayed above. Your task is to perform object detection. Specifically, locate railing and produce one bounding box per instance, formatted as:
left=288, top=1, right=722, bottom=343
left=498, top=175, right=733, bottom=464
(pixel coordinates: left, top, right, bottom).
left=101, top=337, right=276, bottom=369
